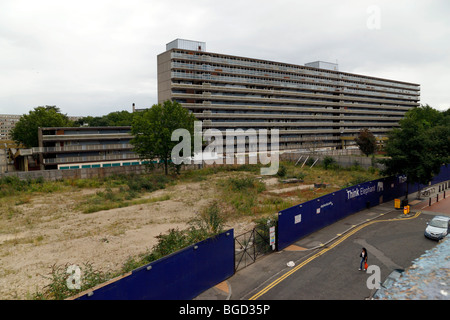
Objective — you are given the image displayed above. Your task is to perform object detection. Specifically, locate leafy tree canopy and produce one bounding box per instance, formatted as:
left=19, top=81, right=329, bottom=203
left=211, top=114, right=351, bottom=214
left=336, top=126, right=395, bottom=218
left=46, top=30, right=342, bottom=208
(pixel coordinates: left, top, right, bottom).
left=74, top=110, right=135, bottom=127
left=380, top=104, right=450, bottom=195
left=11, top=106, right=73, bottom=148
left=130, top=100, right=197, bottom=175
left=354, top=128, right=377, bottom=157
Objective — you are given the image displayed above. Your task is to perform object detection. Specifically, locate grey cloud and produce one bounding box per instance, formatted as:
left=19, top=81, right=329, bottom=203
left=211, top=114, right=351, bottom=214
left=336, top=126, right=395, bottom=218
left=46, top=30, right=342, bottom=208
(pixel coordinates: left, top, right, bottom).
left=0, top=0, right=449, bottom=116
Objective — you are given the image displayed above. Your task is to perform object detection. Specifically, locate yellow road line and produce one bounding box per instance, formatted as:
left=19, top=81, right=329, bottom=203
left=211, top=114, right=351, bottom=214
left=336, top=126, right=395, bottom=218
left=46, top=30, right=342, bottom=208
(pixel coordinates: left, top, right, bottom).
left=249, top=211, right=421, bottom=300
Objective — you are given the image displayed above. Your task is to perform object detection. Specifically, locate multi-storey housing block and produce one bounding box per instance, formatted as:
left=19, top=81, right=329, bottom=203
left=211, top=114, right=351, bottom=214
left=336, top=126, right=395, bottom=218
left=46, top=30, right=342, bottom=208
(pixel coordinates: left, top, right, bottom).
left=35, top=126, right=141, bottom=170
left=157, top=39, right=420, bottom=153
left=0, top=114, right=21, bottom=140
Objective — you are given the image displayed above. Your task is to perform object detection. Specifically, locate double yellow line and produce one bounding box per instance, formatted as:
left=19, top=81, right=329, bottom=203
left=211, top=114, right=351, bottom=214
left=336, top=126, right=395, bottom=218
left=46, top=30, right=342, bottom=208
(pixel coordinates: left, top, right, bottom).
left=249, top=211, right=421, bottom=300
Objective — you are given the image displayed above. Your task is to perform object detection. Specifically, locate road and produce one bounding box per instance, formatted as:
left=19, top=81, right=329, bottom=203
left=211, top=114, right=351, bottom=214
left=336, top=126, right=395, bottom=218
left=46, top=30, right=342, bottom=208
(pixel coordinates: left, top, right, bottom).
left=196, top=190, right=448, bottom=300
left=248, top=210, right=436, bottom=300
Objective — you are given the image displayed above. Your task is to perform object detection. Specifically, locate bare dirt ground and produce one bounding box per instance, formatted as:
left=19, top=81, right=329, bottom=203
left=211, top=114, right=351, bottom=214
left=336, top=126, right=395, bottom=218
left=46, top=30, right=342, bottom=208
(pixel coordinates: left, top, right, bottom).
left=0, top=166, right=360, bottom=299
left=0, top=175, right=259, bottom=299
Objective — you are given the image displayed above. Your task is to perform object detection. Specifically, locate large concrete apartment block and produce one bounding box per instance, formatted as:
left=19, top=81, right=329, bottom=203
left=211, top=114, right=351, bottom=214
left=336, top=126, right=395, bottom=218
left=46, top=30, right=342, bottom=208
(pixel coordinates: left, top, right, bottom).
left=157, top=39, right=420, bottom=152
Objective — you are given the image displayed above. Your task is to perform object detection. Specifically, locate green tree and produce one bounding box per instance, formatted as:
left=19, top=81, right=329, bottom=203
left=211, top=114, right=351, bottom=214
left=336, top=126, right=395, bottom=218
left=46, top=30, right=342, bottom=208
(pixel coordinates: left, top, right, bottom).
left=380, top=105, right=450, bottom=199
left=75, top=110, right=135, bottom=127
left=11, top=106, right=74, bottom=148
left=130, top=100, right=197, bottom=175
left=354, top=128, right=377, bottom=157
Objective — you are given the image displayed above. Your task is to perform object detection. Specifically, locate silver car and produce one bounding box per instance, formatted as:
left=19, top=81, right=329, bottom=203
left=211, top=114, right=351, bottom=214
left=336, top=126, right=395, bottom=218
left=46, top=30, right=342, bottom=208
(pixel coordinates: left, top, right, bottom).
left=424, top=215, right=450, bottom=240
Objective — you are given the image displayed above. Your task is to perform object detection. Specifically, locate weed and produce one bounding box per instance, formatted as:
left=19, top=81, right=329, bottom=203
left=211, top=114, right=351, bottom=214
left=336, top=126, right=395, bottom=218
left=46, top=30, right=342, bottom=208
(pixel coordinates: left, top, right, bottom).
left=190, top=201, right=226, bottom=235
left=33, top=262, right=113, bottom=300
left=322, top=156, right=338, bottom=170
left=277, top=164, right=287, bottom=177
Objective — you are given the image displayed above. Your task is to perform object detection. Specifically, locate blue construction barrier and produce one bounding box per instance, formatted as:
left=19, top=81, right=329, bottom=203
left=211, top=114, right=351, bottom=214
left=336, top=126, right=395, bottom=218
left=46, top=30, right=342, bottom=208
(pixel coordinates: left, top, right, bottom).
left=75, top=229, right=235, bottom=300
left=277, top=165, right=450, bottom=250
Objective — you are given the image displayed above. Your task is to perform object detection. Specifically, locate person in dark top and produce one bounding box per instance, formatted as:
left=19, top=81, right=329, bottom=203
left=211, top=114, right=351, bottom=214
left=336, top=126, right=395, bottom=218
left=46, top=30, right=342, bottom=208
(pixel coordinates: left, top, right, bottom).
left=359, top=247, right=368, bottom=271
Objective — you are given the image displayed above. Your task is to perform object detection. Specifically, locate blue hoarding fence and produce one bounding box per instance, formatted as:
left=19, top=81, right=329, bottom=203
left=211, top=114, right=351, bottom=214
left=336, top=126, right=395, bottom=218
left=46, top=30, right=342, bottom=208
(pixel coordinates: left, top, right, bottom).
left=277, top=165, right=450, bottom=251
left=72, top=229, right=235, bottom=300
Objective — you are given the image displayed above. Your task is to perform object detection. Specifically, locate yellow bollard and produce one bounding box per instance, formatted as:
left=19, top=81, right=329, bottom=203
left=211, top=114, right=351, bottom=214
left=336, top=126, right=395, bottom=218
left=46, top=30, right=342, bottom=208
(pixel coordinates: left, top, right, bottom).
left=403, top=205, right=410, bottom=215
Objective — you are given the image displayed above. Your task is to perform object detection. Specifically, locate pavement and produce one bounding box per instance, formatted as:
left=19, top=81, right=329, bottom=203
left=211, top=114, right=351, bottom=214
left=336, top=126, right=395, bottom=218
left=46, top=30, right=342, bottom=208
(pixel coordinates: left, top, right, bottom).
left=195, top=181, right=450, bottom=300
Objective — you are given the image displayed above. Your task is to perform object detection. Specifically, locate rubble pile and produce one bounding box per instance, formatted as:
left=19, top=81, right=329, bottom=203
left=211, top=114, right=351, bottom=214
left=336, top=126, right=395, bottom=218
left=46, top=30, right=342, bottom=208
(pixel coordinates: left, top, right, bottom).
left=376, top=235, right=450, bottom=300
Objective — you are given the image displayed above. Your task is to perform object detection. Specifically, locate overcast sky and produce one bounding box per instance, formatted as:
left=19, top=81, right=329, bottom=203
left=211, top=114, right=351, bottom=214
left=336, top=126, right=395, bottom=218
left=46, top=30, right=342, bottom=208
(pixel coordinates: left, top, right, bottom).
left=1, top=0, right=449, bottom=117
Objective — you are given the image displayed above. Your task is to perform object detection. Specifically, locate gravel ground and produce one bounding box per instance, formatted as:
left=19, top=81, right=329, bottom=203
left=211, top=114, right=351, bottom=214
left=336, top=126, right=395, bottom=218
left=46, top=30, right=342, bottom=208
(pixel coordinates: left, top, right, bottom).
left=375, top=234, right=450, bottom=300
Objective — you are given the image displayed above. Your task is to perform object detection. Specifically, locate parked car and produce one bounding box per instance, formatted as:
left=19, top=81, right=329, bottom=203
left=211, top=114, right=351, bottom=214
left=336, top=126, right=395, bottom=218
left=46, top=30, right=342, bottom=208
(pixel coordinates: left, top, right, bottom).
left=424, top=215, right=450, bottom=240
left=370, top=269, right=404, bottom=299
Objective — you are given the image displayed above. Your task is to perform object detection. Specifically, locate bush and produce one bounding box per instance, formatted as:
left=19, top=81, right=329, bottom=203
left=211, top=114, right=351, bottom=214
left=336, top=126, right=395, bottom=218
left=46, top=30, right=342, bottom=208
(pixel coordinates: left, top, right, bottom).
left=322, top=156, right=336, bottom=170
left=277, top=164, right=287, bottom=177
left=227, top=177, right=265, bottom=192
left=34, top=262, right=113, bottom=300
left=191, top=201, right=226, bottom=235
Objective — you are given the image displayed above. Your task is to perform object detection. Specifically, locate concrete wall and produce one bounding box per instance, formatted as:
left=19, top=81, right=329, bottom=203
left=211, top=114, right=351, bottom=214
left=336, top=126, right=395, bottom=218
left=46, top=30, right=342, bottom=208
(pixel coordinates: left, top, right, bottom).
left=157, top=50, right=173, bottom=103
left=281, top=151, right=385, bottom=170
left=0, top=148, right=14, bottom=174
left=0, top=164, right=149, bottom=181
left=1, top=150, right=382, bottom=181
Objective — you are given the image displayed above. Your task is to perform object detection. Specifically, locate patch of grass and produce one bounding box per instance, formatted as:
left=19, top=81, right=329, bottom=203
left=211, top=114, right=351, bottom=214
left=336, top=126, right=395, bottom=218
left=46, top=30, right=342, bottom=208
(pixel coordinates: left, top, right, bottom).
left=217, top=176, right=266, bottom=216
left=257, top=196, right=297, bottom=215
left=76, top=174, right=173, bottom=214
left=178, top=163, right=262, bottom=182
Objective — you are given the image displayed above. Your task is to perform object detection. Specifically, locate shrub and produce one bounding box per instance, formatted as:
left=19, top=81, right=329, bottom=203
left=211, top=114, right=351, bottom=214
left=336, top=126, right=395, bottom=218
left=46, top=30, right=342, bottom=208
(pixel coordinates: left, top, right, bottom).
left=322, top=156, right=336, bottom=170
left=33, top=262, right=112, bottom=300
left=277, top=164, right=287, bottom=177
left=191, top=201, right=226, bottom=235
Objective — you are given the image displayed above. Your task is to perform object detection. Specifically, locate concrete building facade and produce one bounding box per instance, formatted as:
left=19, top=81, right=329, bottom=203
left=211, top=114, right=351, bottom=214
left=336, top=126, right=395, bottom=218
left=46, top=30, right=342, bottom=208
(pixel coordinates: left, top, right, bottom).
left=0, top=114, right=21, bottom=140
left=157, top=39, right=420, bottom=152
left=35, top=126, right=140, bottom=170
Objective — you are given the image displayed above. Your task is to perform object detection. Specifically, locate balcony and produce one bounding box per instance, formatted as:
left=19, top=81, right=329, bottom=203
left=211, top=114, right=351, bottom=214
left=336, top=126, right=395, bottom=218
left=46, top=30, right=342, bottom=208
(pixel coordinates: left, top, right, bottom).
left=33, top=143, right=134, bottom=154
left=43, top=153, right=139, bottom=165
left=41, top=133, right=132, bottom=142
left=170, top=52, right=419, bottom=92
left=172, top=90, right=418, bottom=107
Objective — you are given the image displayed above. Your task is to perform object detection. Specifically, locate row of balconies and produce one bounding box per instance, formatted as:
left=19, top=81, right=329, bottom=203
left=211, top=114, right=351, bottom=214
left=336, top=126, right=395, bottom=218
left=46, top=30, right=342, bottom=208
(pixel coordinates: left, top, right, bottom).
left=171, top=91, right=417, bottom=108
left=193, top=112, right=403, bottom=122
left=171, top=81, right=418, bottom=102
left=170, top=52, right=420, bottom=91
left=171, top=72, right=421, bottom=103
left=200, top=127, right=393, bottom=135
left=183, top=102, right=409, bottom=115
left=171, top=62, right=419, bottom=98
left=201, top=120, right=399, bottom=129
left=33, top=143, right=133, bottom=154
left=171, top=72, right=420, bottom=103
left=41, top=133, right=132, bottom=142
left=43, top=153, right=139, bottom=165
left=172, top=82, right=419, bottom=104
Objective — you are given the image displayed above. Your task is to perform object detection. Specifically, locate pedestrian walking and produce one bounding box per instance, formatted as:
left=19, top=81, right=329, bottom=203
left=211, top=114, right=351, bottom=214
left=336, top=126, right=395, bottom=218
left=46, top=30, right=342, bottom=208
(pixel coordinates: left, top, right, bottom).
left=359, top=247, right=368, bottom=271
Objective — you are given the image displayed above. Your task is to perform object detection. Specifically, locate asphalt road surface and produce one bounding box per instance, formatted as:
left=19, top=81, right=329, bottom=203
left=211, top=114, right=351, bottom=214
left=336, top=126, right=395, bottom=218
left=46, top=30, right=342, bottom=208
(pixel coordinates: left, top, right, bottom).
left=229, top=208, right=441, bottom=300
left=196, top=191, right=448, bottom=301
left=248, top=210, right=439, bottom=300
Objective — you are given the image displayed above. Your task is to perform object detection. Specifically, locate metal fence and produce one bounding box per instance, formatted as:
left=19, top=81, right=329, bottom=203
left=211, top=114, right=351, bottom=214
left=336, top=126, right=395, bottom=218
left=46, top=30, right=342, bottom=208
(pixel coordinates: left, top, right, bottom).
left=234, top=228, right=272, bottom=272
